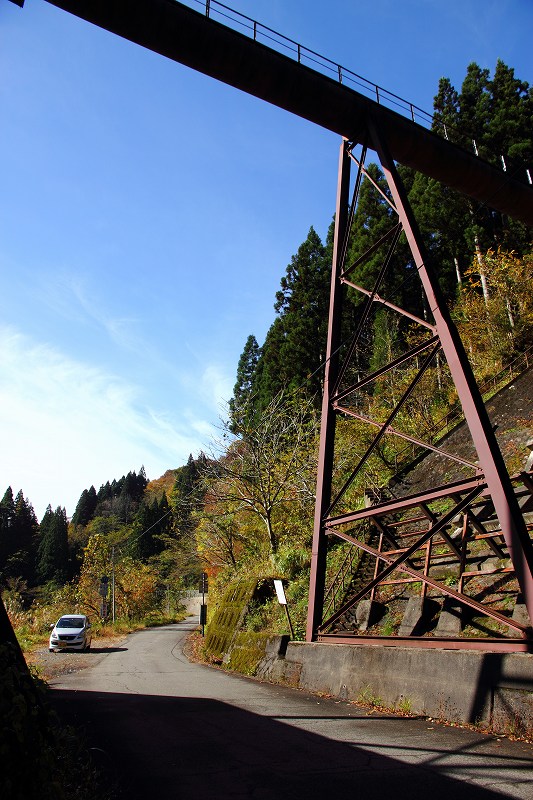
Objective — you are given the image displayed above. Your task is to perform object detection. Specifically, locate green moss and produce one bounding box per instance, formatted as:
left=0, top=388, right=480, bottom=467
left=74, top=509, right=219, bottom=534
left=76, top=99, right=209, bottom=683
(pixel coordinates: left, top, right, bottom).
left=204, top=578, right=257, bottom=662
left=226, top=631, right=273, bottom=675
left=203, top=576, right=286, bottom=665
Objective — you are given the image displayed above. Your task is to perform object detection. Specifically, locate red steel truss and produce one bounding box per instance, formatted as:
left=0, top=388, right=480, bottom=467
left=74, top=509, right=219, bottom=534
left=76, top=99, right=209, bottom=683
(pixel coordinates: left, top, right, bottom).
left=307, top=137, right=533, bottom=649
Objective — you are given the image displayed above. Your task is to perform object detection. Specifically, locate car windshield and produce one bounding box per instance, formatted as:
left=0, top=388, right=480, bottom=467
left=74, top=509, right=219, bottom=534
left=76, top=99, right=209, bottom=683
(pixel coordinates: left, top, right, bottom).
left=57, top=618, right=84, bottom=629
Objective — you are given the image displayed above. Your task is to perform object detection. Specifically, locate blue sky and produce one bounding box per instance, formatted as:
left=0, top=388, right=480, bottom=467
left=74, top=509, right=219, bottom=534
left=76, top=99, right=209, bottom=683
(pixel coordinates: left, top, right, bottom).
left=1, top=0, right=531, bottom=520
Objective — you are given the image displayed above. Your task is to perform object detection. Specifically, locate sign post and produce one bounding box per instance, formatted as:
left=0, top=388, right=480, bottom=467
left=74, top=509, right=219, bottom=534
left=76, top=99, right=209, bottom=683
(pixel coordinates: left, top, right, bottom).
left=199, top=571, right=208, bottom=636
left=99, top=575, right=109, bottom=620
left=274, top=579, right=294, bottom=639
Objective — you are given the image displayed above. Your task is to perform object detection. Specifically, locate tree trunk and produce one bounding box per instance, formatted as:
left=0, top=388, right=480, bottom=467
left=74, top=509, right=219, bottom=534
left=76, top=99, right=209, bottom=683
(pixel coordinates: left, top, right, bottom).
left=454, top=256, right=462, bottom=286
left=474, top=236, right=489, bottom=304
left=505, top=296, right=515, bottom=330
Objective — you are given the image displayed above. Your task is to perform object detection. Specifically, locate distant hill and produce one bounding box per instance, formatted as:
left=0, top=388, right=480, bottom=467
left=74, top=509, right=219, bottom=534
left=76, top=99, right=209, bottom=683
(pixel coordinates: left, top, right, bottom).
left=145, top=469, right=179, bottom=503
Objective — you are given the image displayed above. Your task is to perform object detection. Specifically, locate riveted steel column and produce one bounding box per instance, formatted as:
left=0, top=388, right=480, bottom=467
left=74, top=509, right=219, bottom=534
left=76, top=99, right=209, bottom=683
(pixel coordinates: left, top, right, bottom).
left=371, top=124, right=533, bottom=626
left=306, top=140, right=351, bottom=641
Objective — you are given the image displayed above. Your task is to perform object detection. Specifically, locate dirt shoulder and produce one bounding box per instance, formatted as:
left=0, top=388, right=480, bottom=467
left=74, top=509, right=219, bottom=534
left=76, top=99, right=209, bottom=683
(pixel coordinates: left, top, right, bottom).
left=26, top=634, right=128, bottom=682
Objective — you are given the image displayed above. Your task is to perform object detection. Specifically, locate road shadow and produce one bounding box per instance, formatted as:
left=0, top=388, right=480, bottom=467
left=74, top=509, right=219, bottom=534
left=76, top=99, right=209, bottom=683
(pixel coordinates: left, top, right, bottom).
left=50, top=689, right=530, bottom=800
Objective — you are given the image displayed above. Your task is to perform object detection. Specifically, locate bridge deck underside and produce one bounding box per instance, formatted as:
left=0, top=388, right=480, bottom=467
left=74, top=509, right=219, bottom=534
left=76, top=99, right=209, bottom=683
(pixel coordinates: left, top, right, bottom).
left=43, top=0, right=533, bottom=225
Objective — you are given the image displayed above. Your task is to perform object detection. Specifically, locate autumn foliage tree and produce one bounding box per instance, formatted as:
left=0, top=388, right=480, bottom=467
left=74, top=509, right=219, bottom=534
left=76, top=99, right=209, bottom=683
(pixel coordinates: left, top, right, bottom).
left=76, top=534, right=158, bottom=620
left=201, top=391, right=319, bottom=565
left=454, top=250, right=533, bottom=376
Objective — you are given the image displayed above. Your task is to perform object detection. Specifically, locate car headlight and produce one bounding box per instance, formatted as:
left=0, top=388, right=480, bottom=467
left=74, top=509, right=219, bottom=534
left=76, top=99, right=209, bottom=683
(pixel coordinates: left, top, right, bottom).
left=51, top=633, right=58, bottom=640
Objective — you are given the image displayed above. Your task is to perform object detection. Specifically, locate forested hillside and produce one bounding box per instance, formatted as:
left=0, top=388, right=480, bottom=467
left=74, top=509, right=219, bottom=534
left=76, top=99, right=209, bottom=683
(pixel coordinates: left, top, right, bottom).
left=0, top=460, right=205, bottom=630
left=1, top=59, right=532, bottom=640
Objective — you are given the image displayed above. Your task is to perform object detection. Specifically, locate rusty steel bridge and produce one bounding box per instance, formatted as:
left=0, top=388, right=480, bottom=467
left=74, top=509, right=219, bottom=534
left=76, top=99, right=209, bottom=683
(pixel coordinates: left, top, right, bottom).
left=3, top=0, right=533, bottom=655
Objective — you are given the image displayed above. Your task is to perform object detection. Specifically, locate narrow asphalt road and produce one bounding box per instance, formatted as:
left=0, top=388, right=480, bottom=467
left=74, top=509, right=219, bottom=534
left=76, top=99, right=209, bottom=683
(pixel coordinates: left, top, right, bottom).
left=49, top=617, right=533, bottom=799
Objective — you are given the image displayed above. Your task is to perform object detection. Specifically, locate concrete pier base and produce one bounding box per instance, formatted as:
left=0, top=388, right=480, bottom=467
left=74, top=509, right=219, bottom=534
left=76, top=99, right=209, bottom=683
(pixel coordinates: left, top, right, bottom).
left=257, top=639, right=533, bottom=736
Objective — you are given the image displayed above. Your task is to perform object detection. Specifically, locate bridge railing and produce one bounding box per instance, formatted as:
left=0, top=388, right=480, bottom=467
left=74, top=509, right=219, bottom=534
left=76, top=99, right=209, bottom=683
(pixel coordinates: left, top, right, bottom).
left=188, top=0, right=434, bottom=123
left=182, top=0, right=532, bottom=186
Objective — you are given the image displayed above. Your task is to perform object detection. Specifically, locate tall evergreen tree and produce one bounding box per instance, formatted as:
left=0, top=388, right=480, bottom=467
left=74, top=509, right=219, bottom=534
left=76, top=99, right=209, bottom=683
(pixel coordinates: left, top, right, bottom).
left=408, top=171, right=467, bottom=298
left=96, top=481, right=112, bottom=505
left=274, top=226, right=330, bottom=397
left=128, top=495, right=171, bottom=561
left=486, top=60, right=533, bottom=166
left=252, top=317, right=287, bottom=411
left=36, top=505, right=69, bottom=585
left=458, top=62, right=491, bottom=150
left=409, top=60, right=532, bottom=302
left=11, top=491, right=38, bottom=584
left=0, top=489, right=38, bottom=584
left=344, top=164, right=417, bottom=373
left=485, top=60, right=533, bottom=252
left=71, top=486, right=98, bottom=527
left=0, top=487, right=16, bottom=582
left=228, top=334, right=260, bottom=430
left=253, top=227, right=330, bottom=410
left=171, top=454, right=205, bottom=536
left=411, top=75, right=474, bottom=292
left=433, top=76, right=461, bottom=142
left=94, top=469, right=148, bottom=521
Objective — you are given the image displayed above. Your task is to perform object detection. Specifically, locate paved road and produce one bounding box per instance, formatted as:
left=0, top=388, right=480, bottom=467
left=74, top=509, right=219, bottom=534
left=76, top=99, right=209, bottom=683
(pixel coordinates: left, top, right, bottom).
left=50, top=617, right=533, bottom=799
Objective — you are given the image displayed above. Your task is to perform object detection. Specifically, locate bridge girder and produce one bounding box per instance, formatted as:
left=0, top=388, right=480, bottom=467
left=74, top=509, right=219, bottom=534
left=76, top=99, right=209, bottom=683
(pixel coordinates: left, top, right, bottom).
left=35, top=0, right=533, bottom=227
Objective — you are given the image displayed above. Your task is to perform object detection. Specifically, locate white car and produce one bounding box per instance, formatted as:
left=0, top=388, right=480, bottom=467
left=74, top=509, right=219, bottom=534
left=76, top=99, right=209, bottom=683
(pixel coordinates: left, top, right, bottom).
left=49, top=614, right=92, bottom=652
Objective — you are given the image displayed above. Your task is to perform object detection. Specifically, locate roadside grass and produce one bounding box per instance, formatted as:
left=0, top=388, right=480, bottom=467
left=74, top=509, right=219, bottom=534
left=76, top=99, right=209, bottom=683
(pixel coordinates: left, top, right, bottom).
left=13, top=607, right=187, bottom=655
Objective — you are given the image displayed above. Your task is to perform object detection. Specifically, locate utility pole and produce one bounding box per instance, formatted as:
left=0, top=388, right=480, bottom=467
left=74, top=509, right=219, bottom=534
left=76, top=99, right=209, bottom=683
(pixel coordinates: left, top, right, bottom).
left=111, top=546, right=116, bottom=623
left=199, top=571, right=208, bottom=636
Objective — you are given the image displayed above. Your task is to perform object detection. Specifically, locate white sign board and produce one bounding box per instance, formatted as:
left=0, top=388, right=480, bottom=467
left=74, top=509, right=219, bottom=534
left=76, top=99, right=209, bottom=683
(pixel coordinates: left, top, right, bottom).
left=274, top=579, right=287, bottom=605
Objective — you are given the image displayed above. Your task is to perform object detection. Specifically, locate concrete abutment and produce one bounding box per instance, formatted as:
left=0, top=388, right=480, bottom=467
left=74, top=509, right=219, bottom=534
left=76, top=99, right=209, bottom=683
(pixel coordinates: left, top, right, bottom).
left=255, top=637, right=533, bottom=737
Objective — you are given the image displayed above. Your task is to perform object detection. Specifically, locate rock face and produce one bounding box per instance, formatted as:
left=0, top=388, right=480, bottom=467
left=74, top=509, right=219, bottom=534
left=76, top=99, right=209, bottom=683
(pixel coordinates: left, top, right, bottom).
left=392, top=368, right=533, bottom=498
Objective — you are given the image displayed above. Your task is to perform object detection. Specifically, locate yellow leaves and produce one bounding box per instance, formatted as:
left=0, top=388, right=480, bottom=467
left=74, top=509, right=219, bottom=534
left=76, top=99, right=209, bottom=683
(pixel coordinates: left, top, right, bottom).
left=76, top=534, right=158, bottom=620
left=114, top=557, right=158, bottom=619
left=456, top=248, right=533, bottom=376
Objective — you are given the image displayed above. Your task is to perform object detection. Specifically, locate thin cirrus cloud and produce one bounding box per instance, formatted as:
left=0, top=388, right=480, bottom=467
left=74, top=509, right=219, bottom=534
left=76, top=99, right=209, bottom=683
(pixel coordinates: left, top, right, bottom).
left=67, top=277, right=142, bottom=351
left=199, top=364, right=233, bottom=415
left=33, top=269, right=188, bottom=393
left=0, top=325, right=214, bottom=519
left=37, top=269, right=143, bottom=351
